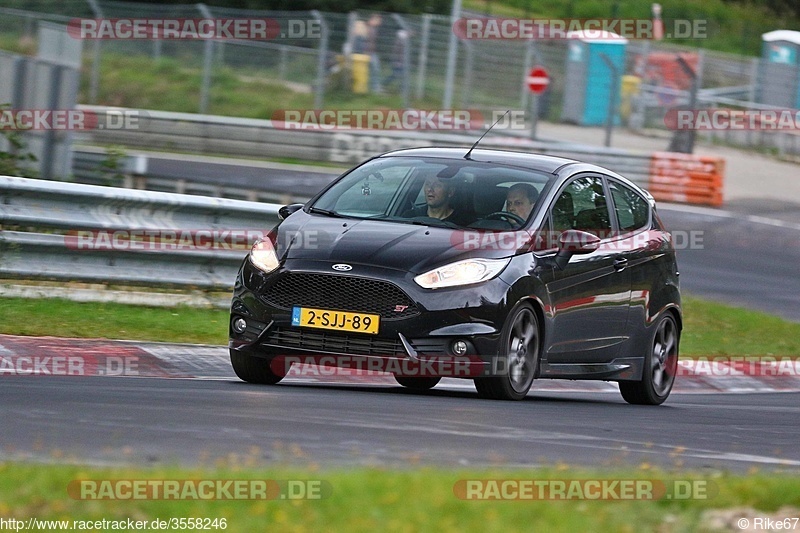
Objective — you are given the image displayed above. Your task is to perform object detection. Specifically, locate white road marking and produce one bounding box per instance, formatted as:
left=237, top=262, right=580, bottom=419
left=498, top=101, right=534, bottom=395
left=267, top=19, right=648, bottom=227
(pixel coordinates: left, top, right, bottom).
left=660, top=202, right=800, bottom=230
left=263, top=411, right=800, bottom=467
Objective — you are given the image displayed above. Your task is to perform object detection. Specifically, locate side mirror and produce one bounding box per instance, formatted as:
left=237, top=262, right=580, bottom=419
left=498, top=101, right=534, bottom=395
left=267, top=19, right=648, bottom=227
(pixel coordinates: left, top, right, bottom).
left=278, top=203, right=304, bottom=220
left=554, top=229, right=601, bottom=269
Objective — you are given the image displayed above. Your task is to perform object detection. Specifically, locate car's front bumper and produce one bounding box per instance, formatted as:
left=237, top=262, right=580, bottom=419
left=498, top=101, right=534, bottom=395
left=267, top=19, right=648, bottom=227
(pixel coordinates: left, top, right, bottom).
left=228, top=257, right=513, bottom=377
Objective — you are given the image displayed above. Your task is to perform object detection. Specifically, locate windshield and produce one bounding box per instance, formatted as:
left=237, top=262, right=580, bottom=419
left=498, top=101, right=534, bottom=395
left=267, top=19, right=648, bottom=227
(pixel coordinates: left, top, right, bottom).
left=310, top=156, right=554, bottom=230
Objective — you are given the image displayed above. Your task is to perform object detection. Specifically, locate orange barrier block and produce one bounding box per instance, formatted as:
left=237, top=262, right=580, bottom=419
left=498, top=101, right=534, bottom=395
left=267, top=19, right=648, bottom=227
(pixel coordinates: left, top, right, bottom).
left=648, top=152, right=724, bottom=207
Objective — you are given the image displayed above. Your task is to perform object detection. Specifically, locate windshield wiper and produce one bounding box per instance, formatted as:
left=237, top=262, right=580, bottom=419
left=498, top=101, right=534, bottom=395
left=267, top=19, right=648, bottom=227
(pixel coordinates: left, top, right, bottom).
left=406, top=218, right=460, bottom=229
left=308, top=207, right=343, bottom=218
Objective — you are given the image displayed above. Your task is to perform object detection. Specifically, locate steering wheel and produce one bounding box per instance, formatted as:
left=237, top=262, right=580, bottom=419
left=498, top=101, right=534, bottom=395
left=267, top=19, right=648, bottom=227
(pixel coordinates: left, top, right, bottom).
left=484, top=211, right=525, bottom=227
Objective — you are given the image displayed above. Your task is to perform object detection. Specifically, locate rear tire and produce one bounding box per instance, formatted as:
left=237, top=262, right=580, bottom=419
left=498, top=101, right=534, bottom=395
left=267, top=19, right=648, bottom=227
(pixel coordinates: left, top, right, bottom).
left=229, top=349, right=285, bottom=385
left=474, top=303, right=540, bottom=401
left=394, top=375, right=441, bottom=390
left=619, top=313, right=679, bottom=405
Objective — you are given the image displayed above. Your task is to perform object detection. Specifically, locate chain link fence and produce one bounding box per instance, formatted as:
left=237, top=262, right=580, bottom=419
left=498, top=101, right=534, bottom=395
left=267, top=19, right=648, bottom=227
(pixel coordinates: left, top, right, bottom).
left=0, top=1, right=798, bottom=154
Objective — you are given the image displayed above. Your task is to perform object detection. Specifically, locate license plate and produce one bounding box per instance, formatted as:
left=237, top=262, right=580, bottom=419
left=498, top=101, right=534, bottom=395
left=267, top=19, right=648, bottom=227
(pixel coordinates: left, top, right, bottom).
left=292, top=307, right=380, bottom=335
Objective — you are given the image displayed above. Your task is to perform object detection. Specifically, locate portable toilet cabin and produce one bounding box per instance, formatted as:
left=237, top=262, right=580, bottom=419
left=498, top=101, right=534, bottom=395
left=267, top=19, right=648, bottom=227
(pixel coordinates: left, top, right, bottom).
left=561, top=30, right=628, bottom=126
left=759, top=30, right=800, bottom=108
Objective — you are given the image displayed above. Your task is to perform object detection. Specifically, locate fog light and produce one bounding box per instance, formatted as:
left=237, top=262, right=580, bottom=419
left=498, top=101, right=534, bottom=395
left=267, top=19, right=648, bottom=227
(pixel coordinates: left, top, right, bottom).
left=452, top=340, right=468, bottom=355
left=232, top=317, right=247, bottom=334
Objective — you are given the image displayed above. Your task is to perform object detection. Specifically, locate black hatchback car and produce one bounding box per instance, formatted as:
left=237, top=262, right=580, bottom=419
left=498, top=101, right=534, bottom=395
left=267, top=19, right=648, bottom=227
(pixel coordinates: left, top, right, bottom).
left=229, top=148, right=681, bottom=404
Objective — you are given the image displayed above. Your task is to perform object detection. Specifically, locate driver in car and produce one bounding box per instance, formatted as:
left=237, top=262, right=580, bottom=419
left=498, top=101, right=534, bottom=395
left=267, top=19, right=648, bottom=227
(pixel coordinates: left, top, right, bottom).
left=404, top=177, right=472, bottom=226
left=505, top=183, right=539, bottom=221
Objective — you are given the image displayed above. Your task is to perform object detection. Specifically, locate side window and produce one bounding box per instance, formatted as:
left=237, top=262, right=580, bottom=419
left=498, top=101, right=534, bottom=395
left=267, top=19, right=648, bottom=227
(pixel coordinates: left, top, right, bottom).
left=609, top=181, right=649, bottom=232
left=551, top=176, right=612, bottom=239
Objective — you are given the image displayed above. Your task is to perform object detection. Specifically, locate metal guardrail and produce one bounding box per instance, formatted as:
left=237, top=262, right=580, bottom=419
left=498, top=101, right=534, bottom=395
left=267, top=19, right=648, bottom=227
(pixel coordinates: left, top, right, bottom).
left=71, top=149, right=149, bottom=185
left=634, top=83, right=800, bottom=157
left=0, top=175, right=280, bottom=289
left=70, top=147, right=334, bottom=204
left=77, top=106, right=655, bottom=188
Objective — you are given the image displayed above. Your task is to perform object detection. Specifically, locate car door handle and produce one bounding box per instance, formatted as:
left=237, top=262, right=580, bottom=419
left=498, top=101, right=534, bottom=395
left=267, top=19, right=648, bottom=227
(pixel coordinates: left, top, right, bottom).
left=613, top=257, right=628, bottom=271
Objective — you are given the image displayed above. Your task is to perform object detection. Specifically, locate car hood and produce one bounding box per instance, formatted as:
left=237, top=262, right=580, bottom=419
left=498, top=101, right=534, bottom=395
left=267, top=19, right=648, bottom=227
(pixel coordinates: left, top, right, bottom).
left=275, top=211, right=525, bottom=274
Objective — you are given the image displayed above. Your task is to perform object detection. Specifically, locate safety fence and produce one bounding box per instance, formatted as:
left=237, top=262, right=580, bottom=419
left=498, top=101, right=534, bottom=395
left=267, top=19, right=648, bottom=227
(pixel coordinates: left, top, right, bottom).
left=1, top=1, right=796, bottom=158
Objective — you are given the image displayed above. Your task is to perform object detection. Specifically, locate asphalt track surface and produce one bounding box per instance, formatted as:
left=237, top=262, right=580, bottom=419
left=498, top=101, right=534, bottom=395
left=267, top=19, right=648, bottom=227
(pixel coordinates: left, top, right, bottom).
left=658, top=204, right=800, bottom=322
left=2, top=376, right=799, bottom=471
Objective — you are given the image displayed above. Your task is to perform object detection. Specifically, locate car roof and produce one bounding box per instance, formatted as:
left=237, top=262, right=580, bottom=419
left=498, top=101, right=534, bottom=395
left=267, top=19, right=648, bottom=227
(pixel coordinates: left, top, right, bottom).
left=379, top=147, right=579, bottom=174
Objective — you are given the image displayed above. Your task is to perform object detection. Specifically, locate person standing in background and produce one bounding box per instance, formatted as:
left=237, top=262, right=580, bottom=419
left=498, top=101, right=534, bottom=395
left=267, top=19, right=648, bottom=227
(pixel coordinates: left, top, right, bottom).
left=384, top=29, right=409, bottom=90
left=350, top=19, right=368, bottom=54
left=365, top=14, right=383, bottom=93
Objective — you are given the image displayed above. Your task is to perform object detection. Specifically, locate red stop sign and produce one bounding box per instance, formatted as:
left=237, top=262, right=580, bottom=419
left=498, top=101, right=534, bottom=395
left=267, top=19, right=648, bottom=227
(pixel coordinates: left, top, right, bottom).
left=527, top=66, right=550, bottom=94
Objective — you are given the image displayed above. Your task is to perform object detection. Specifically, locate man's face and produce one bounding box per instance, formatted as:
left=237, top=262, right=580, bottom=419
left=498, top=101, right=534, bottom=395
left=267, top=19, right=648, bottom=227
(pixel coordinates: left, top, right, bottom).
left=506, top=189, right=534, bottom=220
left=424, top=178, right=452, bottom=209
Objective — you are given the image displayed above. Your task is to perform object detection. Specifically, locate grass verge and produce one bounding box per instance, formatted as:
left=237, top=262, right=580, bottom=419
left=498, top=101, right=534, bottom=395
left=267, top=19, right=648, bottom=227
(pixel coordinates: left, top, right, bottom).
left=680, top=296, right=800, bottom=356
left=0, top=296, right=228, bottom=345
left=0, top=294, right=799, bottom=356
left=0, top=463, right=798, bottom=532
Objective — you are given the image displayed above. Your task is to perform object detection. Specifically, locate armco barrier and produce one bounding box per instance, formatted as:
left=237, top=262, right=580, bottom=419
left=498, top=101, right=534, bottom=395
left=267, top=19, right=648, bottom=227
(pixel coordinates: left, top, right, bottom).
left=76, top=106, right=655, bottom=188
left=648, top=152, right=725, bottom=207
left=0, top=175, right=280, bottom=289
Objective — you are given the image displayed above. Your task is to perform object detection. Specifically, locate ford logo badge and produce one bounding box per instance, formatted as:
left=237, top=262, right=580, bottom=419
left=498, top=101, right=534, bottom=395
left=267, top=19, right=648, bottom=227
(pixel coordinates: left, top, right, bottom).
left=332, top=264, right=352, bottom=271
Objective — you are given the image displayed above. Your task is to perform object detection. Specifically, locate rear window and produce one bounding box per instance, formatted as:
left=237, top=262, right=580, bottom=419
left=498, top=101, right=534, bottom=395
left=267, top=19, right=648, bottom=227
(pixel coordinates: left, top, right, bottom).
left=609, top=181, right=649, bottom=232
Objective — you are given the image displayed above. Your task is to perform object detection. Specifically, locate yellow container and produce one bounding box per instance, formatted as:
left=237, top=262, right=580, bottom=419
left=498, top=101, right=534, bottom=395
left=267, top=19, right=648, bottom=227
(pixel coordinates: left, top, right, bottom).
left=351, top=53, right=370, bottom=94
left=620, top=75, right=641, bottom=121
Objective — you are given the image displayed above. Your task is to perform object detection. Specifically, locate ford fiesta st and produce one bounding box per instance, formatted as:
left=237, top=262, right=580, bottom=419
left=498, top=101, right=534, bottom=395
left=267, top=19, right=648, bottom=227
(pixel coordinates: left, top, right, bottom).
left=229, top=147, right=681, bottom=404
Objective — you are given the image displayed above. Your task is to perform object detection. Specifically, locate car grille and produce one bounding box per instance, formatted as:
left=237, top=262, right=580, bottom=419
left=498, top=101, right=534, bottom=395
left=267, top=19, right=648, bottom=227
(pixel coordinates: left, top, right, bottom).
left=260, top=272, right=419, bottom=320
left=261, top=327, right=407, bottom=357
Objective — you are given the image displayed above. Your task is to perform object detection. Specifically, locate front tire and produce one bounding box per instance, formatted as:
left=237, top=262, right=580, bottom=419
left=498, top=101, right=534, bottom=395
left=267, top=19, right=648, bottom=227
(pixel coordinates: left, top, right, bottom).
left=230, top=349, right=285, bottom=385
left=474, top=303, right=540, bottom=401
left=619, top=313, right=679, bottom=405
left=394, top=375, right=441, bottom=391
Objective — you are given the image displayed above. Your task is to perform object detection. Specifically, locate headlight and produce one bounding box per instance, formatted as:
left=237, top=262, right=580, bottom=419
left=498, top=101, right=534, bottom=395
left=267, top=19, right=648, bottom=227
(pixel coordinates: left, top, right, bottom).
left=414, top=258, right=510, bottom=289
left=249, top=239, right=280, bottom=273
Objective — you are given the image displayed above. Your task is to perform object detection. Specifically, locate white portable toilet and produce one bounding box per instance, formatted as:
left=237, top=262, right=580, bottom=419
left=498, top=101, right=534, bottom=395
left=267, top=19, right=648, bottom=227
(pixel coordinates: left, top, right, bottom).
left=759, top=30, right=800, bottom=108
